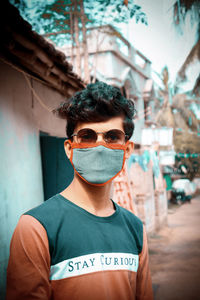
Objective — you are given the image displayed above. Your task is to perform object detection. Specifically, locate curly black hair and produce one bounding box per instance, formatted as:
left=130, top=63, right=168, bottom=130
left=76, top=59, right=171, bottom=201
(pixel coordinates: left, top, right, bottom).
left=54, top=81, right=136, bottom=140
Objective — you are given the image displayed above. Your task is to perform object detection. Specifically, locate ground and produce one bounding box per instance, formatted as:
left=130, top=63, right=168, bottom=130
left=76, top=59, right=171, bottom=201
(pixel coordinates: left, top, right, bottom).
left=148, top=195, right=200, bottom=300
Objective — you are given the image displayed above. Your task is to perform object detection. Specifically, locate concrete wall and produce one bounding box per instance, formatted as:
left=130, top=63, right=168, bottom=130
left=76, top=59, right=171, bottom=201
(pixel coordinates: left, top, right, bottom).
left=128, top=152, right=168, bottom=233
left=154, top=171, right=168, bottom=230
left=0, top=61, right=66, bottom=298
left=129, top=160, right=156, bottom=233
left=133, top=97, right=145, bottom=144
left=31, top=80, right=67, bottom=138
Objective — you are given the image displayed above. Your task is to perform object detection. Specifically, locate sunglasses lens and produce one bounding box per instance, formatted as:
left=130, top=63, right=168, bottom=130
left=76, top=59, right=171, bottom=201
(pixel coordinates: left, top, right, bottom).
left=75, top=129, right=126, bottom=144
left=77, top=129, right=97, bottom=143
left=105, top=130, right=125, bottom=144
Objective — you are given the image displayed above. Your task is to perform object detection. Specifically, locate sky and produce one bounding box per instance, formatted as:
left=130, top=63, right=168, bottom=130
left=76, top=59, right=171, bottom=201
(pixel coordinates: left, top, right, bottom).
left=120, top=0, right=199, bottom=92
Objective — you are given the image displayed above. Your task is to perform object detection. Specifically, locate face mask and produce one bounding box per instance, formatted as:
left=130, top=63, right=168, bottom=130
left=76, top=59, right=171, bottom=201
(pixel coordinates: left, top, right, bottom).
left=68, top=141, right=128, bottom=186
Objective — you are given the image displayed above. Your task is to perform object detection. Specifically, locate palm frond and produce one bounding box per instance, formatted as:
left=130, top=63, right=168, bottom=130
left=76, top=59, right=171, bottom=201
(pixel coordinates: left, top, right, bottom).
left=155, top=103, right=175, bottom=128
left=178, top=39, right=200, bottom=80
left=173, top=0, right=200, bottom=95
left=193, top=73, right=200, bottom=96
left=173, top=0, right=200, bottom=26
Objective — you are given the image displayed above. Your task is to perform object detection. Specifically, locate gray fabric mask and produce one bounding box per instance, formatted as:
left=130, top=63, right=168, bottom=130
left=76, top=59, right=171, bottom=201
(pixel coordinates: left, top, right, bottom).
left=70, top=144, right=127, bottom=186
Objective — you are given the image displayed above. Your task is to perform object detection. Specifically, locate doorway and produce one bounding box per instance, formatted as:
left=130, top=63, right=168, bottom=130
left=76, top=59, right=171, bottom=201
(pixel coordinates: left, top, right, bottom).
left=40, top=133, right=74, bottom=200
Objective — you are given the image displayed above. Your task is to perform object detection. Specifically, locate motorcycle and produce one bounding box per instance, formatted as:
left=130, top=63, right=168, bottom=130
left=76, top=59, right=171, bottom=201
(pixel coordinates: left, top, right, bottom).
left=170, top=179, right=194, bottom=205
left=170, top=187, right=192, bottom=205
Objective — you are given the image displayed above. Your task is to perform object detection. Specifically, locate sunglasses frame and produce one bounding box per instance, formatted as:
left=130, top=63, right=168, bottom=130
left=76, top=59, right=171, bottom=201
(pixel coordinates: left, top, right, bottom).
left=71, top=128, right=129, bottom=144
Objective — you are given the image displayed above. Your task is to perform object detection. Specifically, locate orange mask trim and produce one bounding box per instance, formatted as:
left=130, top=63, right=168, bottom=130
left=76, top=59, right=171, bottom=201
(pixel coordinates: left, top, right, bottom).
left=66, top=140, right=130, bottom=186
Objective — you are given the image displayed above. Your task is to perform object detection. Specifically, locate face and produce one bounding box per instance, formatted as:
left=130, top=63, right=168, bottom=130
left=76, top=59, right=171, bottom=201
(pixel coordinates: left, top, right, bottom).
left=64, top=116, right=134, bottom=160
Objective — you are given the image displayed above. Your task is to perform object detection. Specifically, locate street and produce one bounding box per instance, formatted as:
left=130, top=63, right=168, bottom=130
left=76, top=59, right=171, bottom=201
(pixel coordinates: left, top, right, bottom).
left=149, top=195, right=200, bottom=300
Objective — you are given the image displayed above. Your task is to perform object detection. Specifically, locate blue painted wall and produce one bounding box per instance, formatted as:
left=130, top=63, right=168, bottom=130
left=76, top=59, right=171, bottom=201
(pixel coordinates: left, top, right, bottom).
left=0, top=62, right=44, bottom=299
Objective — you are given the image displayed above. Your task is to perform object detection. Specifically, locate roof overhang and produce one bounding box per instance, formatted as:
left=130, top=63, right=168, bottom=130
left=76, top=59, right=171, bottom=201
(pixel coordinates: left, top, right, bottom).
left=0, top=2, right=85, bottom=98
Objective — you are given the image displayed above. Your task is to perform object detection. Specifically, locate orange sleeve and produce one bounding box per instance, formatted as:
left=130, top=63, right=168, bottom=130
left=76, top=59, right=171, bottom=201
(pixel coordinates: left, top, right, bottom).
left=136, top=225, right=154, bottom=300
left=6, top=215, right=52, bottom=300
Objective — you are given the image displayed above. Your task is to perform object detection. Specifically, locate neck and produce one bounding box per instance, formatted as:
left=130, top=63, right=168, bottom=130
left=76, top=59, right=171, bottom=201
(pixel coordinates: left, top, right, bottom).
left=61, top=175, right=114, bottom=216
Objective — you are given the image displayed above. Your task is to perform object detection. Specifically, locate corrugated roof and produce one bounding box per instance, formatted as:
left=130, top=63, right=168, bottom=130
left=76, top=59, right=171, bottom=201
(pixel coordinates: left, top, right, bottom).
left=0, top=1, right=85, bottom=97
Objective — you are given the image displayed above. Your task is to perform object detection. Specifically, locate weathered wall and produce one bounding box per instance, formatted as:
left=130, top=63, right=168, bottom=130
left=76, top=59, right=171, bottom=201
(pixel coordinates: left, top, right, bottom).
left=31, top=80, right=66, bottom=137
left=154, top=171, right=168, bottom=230
left=133, top=97, right=145, bottom=144
left=128, top=153, right=168, bottom=233
left=129, top=160, right=156, bottom=233
left=0, top=61, right=66, bottom=298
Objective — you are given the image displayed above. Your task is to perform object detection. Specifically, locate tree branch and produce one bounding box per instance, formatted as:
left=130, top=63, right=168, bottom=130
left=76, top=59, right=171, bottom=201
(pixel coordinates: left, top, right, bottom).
left=43, top=29, right=71, bottom=37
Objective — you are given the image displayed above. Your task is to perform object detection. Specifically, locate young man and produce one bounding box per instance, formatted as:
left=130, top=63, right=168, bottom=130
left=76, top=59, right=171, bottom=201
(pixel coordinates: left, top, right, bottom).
left=6, top=82, right=153, bottom=300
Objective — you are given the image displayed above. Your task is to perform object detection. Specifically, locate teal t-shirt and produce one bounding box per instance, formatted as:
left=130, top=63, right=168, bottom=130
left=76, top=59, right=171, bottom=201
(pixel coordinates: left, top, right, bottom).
left=25, top=194, right=143, bottom=280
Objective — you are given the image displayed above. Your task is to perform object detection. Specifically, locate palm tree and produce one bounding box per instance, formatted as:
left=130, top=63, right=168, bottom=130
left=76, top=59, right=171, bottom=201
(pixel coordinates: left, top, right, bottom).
left=173, top=0, right=200, bottom=96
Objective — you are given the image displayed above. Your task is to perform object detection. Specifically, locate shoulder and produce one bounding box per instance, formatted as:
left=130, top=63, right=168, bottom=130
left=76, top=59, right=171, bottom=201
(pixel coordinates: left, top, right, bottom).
left=117, top=203, right=143, bottom=228
left=14, top=214, right=47, bottom=235
left=24, top=194, right=62, bottom=215
left=11, top=215, right=49, bottom=253
left=24, top=194, right=65, bottom=226
left=23, top=194, right=72, bottom=241
left=115, top=203, right=144, bottom=253
left=23, top=194, right=69, bottom=257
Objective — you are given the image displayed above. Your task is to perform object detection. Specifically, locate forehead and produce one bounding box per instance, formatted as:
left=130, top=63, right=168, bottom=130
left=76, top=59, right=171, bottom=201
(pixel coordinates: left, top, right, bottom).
left=75, top=116, right=125, bottom=132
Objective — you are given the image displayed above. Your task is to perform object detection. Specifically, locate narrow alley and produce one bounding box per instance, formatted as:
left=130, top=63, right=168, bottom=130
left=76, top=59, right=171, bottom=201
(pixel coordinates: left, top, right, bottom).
left=149, top=195, right=200, bottom=300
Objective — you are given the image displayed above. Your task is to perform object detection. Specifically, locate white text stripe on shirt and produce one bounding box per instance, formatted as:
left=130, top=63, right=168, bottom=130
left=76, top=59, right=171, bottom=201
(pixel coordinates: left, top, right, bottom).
left=50, top=252, right=139, bottom=280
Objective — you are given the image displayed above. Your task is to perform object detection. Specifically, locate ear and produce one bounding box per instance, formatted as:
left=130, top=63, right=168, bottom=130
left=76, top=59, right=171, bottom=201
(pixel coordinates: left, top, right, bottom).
left=125, top=141, right=134, bottom=160
left=64, top=140, right=72, bottom=160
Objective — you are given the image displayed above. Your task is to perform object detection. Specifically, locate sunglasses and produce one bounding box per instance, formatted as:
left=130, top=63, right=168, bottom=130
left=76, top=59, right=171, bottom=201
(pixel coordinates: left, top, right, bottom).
left=71, top=128, right=128, bottom=144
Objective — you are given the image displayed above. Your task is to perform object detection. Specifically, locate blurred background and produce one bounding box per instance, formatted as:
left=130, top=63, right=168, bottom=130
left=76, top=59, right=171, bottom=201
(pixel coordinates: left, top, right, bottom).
left=0, top=0, right=200, bottom=299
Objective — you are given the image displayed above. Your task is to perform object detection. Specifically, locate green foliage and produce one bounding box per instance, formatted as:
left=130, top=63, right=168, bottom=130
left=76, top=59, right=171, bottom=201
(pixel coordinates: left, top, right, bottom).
left=84, top=0, right=147, bottom=25
left=173, top=0, right=200, bottom=40
left=173, top=0, right=200, bottom=95
left=11, top=0, right=147, bottom=46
